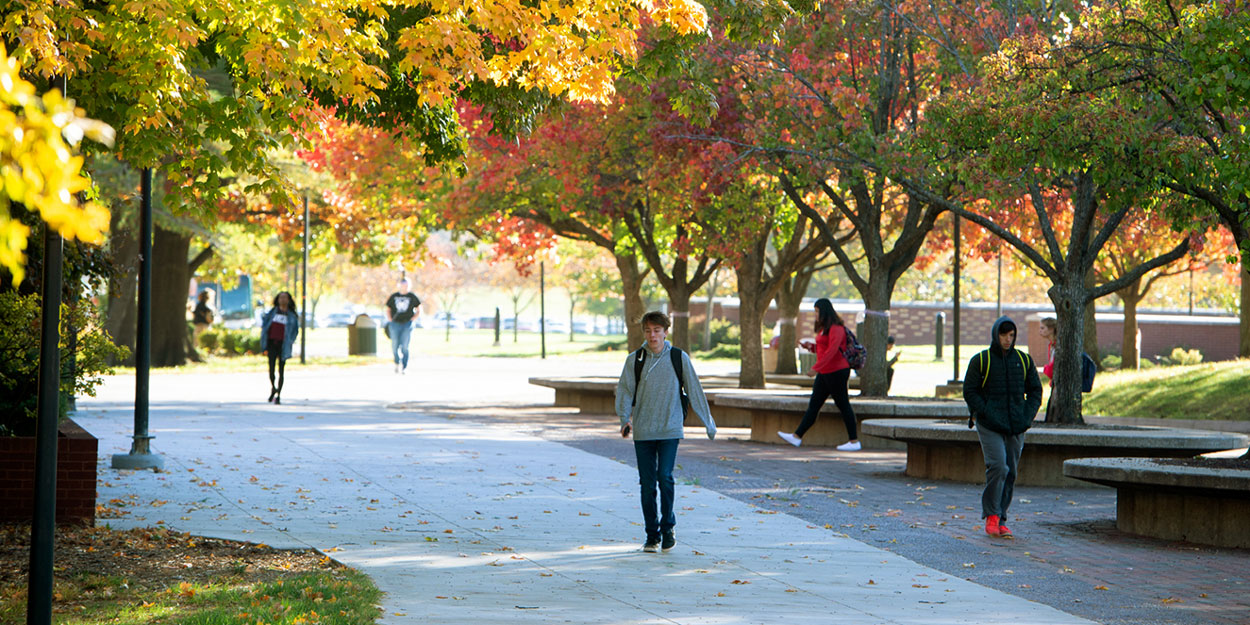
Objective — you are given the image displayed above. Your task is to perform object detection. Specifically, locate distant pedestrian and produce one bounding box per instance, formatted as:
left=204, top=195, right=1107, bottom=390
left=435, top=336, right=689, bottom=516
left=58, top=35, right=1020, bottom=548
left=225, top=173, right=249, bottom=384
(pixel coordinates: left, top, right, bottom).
left=778, top=298, right=861, bottom=451
left=885, top=335, right=899, bottom=394
left=261, top=291, right=300, bottom=405
left=385, top=278, right=421, bottom=374
left=192, top=290, right=214, bottom=344
left=962, top=316, right=1043, bottom=539
left=1039, top=317, right=1057, bottom=417
left=615, top=311, right=716, bottom=553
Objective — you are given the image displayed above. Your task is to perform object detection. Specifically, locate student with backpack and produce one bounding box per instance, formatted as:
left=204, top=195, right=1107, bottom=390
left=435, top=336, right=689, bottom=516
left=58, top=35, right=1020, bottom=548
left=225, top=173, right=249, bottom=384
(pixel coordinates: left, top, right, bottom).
left=777, top=298, right=862, bottom=451
left=962, top=316, right=1044, bottom=539
left=615, top=311, right=716, bottom=553
left=1039, top=316, right=1097, bottom=419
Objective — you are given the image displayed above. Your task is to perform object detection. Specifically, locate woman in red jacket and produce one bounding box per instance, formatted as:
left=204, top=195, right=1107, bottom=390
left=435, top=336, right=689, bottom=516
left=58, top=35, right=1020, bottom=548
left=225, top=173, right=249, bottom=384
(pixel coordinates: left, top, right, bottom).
left=778, top=298, right=860, bottom=451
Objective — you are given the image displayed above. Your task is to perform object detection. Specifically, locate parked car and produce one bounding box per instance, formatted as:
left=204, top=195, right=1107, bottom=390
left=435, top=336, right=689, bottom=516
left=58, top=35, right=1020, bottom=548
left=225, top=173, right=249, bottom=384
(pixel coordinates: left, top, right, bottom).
left=320, top=312, right=354, bottom=328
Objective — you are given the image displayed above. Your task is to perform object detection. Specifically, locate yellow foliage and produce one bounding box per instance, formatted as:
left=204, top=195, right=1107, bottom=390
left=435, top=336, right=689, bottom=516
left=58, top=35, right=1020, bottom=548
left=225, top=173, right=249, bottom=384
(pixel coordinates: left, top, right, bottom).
left=394, top=0, right=709, bottom=106
left=0, top=44, right=113, bottom=284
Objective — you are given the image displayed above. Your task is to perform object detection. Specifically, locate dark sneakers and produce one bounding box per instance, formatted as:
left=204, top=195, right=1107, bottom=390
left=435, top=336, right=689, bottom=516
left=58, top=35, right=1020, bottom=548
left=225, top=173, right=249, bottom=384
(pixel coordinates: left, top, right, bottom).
left=661, top=530, right=675, bottom=552
left=643, top=535, right=660, bottom=553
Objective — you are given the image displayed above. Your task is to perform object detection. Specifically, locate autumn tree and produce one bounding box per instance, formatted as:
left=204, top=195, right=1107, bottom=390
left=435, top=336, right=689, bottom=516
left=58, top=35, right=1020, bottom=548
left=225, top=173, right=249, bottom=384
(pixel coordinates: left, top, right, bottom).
left=919, top=18, right=1200, bottom=424
left=682, top=0, right=1059, bottom=396
left=1094, top=217, right=1232, bottom=369
left=4, top=0, right=716, bottom=364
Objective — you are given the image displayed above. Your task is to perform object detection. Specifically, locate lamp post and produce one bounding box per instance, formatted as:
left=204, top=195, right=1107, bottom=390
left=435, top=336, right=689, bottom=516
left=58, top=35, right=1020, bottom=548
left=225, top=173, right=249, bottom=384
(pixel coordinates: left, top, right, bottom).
left=27, top=217, right=62, bottom=625
left=951, top=213, right=962, bottom=384
left=112, top=168, right=164, bottom=472
left=540, top=262, right=546, bottom=359
left=301, top=195, right=308, bottom=364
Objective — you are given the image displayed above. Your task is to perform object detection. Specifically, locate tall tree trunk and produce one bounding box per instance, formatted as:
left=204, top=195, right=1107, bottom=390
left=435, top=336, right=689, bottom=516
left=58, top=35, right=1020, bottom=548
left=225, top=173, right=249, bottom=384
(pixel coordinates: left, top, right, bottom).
left=105, top=209, right=139, bottom=364
left=668, top=284, right=694, bottom=351
left=1241, top=266, right=1249, bottom=358
left=1083, top=266, right=1099, bottom=365
left=775, top=272, right=813, bottom=375
left=615, top=252, right=646, bottom=350
left=856, top=274, right=893, bottom=397
left=151, top=225, right=192, bottom=367
left=1046, top=279, right=1088, bottom=425
left=1119, top=279, right=1143, bottom=370
left=569, top=298, right=575, bottom=342
left=737, top=277, right=768, bottom=389
left=734, top=232, right=769, bottom=389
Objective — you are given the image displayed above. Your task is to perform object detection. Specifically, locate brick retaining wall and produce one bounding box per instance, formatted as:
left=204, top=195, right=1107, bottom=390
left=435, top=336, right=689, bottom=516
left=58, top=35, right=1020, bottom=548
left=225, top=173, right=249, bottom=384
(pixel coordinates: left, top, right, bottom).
left=686, top=300, right=1241, bottom=362
left=0, top=418, right=98, bottom=525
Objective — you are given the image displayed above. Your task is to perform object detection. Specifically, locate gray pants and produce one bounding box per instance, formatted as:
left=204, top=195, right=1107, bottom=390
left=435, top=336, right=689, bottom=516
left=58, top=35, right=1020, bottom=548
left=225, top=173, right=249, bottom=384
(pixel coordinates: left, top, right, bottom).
left=976, top=424, right=1025, bottom=520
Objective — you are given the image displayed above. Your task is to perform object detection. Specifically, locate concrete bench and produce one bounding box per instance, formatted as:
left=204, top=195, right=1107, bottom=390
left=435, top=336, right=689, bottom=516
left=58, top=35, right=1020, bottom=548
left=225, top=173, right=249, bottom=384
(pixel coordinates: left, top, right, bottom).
left=528, top=376, right=757, bottom=419
left=862, top=419, right=1249, bottom=488
left=1064, top=455, right=1250, bottom=548
left=708, top=395, right=968, bottom=448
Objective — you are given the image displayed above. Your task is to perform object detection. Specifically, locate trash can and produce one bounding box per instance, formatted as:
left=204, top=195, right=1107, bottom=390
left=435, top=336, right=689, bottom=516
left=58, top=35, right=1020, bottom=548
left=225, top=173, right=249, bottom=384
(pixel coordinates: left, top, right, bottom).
left=798, top=352, right=818, bottom=372
left=347, top=314, right=377, bottom=356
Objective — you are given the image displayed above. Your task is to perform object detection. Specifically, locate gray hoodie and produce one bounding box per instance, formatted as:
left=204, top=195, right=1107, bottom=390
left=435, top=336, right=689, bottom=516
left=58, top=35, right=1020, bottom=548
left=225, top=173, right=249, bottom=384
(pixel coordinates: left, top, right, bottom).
left=614, top=341, right=716, bottom=441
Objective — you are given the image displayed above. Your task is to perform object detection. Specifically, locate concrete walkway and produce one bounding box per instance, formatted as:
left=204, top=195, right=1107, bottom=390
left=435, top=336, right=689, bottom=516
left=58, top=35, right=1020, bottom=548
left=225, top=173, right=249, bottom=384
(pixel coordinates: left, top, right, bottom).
left=78, top=358, right=1093, bottom=624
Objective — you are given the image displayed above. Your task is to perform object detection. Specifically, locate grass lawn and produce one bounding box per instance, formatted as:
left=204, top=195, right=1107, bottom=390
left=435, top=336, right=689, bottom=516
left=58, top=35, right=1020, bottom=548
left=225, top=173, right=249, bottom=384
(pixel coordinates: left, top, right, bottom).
left=0, top=525, right=381, bottom=625
left=1083, top=359, right=1250, bottom=421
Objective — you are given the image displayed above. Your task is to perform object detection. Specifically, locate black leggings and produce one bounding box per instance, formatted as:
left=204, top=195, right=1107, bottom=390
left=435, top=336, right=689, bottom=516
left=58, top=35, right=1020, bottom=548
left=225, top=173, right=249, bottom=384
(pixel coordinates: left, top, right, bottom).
left=794, top=369, right=857, bottom=440
left=267, top=340, right=286, bottom=393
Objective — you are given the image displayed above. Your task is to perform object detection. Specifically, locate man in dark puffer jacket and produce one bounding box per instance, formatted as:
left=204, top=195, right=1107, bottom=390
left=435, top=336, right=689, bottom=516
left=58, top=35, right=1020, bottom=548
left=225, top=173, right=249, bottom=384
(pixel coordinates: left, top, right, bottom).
left=962, top=316, right=1043, bottom=538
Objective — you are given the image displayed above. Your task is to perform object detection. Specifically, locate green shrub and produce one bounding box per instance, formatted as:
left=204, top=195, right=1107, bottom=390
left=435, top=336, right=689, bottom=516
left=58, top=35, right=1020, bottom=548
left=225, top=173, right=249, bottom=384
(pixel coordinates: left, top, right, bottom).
left=199, top=328, right=261, bottom=357
left=1157, top=347, right=1204, bottom=367
left=703, top=344, right=742, bottom=360
left=691, top=319, right=742, bottom=351
left=1101, top=354, right=1122, bottom=371
left=199, top=329, right=220, bottom=352
left=0, top=292, right=128, bottom=436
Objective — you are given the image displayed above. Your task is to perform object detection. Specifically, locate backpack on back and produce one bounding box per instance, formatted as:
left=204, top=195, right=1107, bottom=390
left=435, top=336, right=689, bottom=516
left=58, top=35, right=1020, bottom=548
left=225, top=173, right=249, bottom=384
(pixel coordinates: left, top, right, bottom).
left=841, top=328, right=866, bottom=370
left=1081, top=352, right=1097, bottom=393
left=977, top=348, right=1034, bottom=388
left=631, top=346, right=691, bottom=415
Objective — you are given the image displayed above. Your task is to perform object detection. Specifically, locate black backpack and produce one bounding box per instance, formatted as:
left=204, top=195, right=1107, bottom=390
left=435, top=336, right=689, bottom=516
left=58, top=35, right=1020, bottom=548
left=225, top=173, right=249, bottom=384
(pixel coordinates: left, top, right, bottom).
left=631, top=346, right=690, bottom=415
left=1081, top=352, right=1097, bottom=393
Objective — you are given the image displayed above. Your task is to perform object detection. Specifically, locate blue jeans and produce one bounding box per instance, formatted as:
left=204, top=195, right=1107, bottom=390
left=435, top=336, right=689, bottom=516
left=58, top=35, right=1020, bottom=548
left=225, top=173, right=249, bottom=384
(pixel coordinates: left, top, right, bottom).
left=977, top=424, right=1025, bottom=520
left=634, top=439, right=680, bottom=540
left=388, top=321, right=413, bottom=368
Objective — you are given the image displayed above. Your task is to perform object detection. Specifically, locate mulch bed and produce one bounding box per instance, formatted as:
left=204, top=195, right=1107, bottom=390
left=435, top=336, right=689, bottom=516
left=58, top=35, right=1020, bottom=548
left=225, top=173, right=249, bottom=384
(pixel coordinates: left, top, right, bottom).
left=0, top=523, right=334, bottom=594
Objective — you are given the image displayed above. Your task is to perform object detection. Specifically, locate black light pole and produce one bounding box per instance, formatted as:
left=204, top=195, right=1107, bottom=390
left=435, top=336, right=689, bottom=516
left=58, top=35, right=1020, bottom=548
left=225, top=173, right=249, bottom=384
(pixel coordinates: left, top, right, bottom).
left=112, top=168, right=163, bottom=471
left=951, top=213, right=962, bottom=383
left=28, top=74, right=70, bottom=625
left=539, top=262, right=546, bottom=359
left=301, top=195, right=308, bottom=364
left=27, top=219, right=62, bottom=625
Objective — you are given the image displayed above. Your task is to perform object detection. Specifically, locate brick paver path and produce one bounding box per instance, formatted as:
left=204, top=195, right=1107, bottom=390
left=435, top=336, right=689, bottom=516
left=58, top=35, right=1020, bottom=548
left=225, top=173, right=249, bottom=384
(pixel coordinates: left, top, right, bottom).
left=419, top=404, right=1249, bottom=625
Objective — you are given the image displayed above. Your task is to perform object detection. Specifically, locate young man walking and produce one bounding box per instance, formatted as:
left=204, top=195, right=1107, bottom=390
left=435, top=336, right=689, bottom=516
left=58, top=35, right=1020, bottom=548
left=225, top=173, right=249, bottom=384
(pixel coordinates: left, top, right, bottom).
left=615, top=311, right=716, bottom=553
left=384, top=278, right=421, bottom=374
left=962, top=316, right=1043, bottom=538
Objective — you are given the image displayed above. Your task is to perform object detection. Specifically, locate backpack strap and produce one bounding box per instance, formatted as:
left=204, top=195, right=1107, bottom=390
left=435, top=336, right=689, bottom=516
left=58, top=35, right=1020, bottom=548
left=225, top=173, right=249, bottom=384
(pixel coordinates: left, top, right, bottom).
left=631, top=346, right=690, bottom=411
left=980, top=348, right=1031, bottom=388
left=631, top=347, right=646, bottom=407
left=671, top=347, right=689, bottom=411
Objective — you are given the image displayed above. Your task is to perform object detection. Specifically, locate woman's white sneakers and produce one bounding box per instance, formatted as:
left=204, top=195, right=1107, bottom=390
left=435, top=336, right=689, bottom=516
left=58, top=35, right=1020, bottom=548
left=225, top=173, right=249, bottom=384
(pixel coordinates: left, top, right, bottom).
left=836, top=440, right=862, bottom=451
left=777, top=432, right=802, bottom=447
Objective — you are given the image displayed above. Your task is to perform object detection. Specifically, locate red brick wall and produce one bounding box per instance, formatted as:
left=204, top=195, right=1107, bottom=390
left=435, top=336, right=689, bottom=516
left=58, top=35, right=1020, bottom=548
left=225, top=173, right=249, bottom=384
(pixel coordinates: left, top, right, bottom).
left=687, top=299, right=1241, bottom=362
left=0, top=418, right=98, bottom=525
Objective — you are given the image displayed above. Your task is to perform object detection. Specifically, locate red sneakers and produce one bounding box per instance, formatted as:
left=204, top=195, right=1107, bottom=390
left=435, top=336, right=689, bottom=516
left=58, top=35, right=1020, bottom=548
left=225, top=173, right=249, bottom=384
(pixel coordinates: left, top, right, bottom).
left=985, top=515, right=1001, bottom=536
left=997, top=523, right=1013, bottom=538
